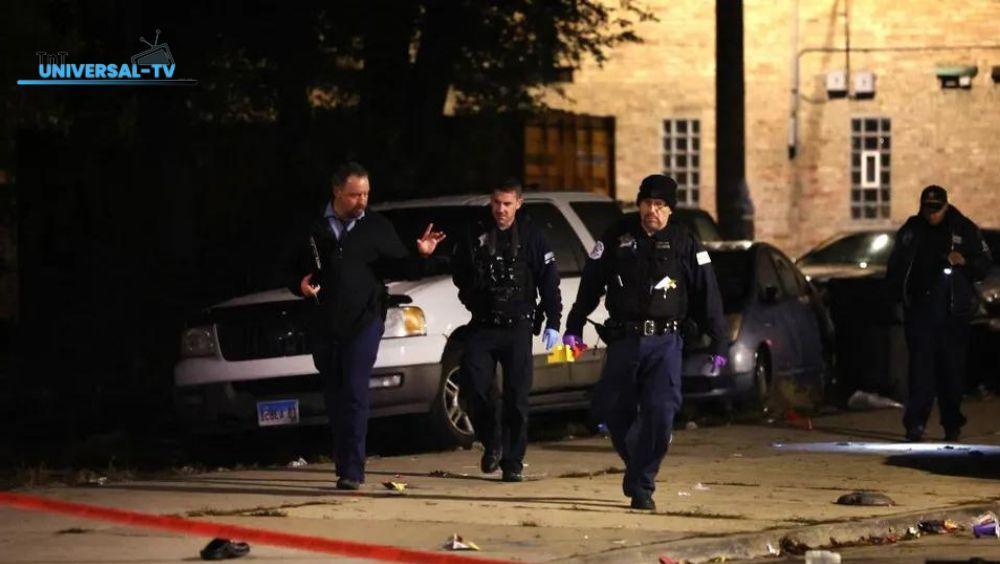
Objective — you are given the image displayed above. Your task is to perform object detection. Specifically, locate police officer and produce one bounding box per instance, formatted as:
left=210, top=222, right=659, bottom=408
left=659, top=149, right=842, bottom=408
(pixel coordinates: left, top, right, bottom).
left=886, top=185, right=991, bottom=442
left=562, top=174, right=727, bottom=510
left=451, top=179, right=562, bottom=482
left=290, top=161, right=446, bottom=490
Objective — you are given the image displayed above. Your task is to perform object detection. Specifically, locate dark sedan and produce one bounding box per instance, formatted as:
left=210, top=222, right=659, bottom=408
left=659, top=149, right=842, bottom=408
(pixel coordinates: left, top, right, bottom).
left=681, top=242, right=833, bottom=409
left=796, top=229, right=1000, bottom=398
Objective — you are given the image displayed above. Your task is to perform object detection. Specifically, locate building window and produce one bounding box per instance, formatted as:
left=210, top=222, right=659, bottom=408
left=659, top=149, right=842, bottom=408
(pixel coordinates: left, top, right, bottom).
left=662, top=119, right=700, bottom=206
left=851, top=117, right=891, bottom=220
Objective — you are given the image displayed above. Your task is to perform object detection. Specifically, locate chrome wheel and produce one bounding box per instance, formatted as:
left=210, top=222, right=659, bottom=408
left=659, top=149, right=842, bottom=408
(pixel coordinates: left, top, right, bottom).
left=443, top=368, right=474, bottom=436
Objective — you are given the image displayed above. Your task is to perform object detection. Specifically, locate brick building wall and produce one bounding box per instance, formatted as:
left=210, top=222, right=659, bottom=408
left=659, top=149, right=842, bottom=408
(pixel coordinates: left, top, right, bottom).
left=545, top=0, right=1000, bottom=255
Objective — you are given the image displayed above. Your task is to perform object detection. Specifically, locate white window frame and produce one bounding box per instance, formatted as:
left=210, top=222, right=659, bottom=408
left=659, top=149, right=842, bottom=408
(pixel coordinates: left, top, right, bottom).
left=861, top=150, right=881, bottom=188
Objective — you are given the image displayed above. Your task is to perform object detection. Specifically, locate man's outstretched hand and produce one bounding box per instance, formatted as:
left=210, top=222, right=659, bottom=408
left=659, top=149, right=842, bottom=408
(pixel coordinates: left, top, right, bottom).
left=416, top=223, right=447, bottom=257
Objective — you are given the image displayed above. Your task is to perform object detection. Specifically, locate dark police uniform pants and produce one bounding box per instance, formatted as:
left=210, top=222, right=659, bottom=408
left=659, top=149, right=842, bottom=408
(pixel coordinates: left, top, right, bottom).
left=460, top=322, right=534, bottom=474
left=311, top=318, right=385, bottom=482
left=903, top=314, right=969, bottom=436
left=594, top=331, right=683, bottom=498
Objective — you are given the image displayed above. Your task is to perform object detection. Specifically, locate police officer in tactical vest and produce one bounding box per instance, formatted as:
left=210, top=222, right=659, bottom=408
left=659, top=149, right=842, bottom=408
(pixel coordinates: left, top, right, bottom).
left=562, top=174, right=728, bottom=510
left=451, top=180, right=562, bottom=482
left=886, top=185, right=992, bottom=442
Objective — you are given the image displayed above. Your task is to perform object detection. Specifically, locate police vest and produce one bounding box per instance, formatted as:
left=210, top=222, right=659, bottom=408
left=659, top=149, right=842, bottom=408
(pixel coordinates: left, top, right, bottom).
left=473, top=225, right=534, bottom=313
left=606, top=231, right=687, bottom=320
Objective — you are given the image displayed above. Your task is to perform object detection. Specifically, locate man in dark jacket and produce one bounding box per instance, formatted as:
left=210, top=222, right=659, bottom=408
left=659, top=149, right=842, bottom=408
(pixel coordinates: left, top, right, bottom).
left=562, top=174, right=727, bottom=510
left=289, top=161, right=445, bottom=489
left=886, top=185, right=992, bottom=442
left=451, top=180, right=562, bottom=482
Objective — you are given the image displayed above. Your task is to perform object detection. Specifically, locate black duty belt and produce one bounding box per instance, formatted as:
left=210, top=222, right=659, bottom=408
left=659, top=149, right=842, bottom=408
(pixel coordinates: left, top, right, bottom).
left=474, top=312, right=534, bottom=327
left=618, top=319, right=680, bottom=336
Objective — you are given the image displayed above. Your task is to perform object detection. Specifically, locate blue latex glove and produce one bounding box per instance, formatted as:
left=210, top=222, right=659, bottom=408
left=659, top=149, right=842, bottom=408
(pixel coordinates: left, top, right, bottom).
left=562, top=333, right=583, bottom=349
left=704, top=354, right=728, bottom=375
left=542, top=328, right=561, bottom=351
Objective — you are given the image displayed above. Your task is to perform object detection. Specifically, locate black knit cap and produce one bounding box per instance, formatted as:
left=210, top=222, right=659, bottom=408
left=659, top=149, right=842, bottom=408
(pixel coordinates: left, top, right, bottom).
left=636, top=174, right=678, bottom=208
left=920, top=184, right=948, bottom=211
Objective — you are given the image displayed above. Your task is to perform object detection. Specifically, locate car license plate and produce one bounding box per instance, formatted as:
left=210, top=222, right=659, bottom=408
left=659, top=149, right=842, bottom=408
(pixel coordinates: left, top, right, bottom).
left=257, top=399, right=300, bottom=427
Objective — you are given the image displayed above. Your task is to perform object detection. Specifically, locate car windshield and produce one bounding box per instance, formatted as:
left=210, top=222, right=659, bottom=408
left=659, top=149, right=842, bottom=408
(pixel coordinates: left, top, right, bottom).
left=707, top=250, right=754, bottom=313
left=670, top=208, right=722, bottom=242
left=380, top=205, right=477, bottom=275
left=797, top=232, right=894, bottom=268
left=570, top=201, right=622, bottom=240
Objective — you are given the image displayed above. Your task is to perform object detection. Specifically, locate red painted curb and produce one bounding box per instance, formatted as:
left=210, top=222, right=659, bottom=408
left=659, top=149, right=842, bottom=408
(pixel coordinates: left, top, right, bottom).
left=0, top=492, right=513, bottom=564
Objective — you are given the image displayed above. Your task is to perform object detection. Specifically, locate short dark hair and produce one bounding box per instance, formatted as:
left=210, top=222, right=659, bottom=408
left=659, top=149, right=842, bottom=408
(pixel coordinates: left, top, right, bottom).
left=493, top=178, right=522, bottom=198
left=332, top=161, right=368, bottom=189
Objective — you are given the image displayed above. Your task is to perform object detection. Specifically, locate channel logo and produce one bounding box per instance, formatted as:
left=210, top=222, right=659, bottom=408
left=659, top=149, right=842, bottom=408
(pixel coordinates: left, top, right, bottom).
left=17, top=29, right=197, bottom=87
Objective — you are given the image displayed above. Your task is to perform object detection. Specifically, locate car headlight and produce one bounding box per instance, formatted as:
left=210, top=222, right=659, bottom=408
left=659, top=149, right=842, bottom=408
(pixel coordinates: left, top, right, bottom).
left=727, top=313, right=743, bottom=342
left=180, top=326, right=217, bottom=358
left=384, top=306, right=427, bottom=338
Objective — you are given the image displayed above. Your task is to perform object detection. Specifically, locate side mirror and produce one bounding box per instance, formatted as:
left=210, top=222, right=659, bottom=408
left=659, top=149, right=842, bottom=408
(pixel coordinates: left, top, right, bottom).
left=762, top=286, right=780, bottom=304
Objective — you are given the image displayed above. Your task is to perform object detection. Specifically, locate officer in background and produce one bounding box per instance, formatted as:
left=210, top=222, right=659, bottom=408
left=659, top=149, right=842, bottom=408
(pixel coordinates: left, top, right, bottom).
left=451, top=179, right=562, bottom=482
left=886, top=185, right=991, bottom=442
left=289, top=161, right=446, bottom=490
left=562, top=174, right=727, bottom=510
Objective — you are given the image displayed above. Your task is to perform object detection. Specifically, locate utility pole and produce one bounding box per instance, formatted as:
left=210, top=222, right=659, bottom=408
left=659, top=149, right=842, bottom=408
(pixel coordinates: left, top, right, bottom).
left=716, top=0, right=754, bottom=240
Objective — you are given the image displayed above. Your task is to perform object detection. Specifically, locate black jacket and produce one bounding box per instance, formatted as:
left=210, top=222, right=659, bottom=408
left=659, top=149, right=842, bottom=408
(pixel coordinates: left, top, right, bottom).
left=286, top=210, right=433, bottom=339
left=451, top=208, right=562, bottom=331
left=886, top=206, right=991, bottom=320
left=565, top=212, right=728, bottom=357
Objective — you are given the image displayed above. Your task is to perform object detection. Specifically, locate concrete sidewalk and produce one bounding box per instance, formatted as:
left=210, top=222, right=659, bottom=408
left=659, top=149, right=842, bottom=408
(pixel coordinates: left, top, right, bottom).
left=2, top=398, right=998, bottom=563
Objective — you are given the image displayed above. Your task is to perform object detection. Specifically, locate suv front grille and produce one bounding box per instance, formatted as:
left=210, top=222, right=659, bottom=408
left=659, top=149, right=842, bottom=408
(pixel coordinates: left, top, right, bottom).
left=218, top=322, right=311, bottom=361
left=212, top=300, right=313, bottom=361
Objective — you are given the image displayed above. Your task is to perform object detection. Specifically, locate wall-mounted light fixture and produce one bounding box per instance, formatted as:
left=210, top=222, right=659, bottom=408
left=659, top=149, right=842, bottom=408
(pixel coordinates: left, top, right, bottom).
left=936, top=65, right=978, bottom=89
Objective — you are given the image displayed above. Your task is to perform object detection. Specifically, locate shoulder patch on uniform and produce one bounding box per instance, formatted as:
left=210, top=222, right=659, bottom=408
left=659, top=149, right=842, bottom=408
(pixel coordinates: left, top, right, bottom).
left=544, top=251, right=556, bottom=264
left=477, top=233, right=488, bottom=247
left=696, top=251, right=711, bottom=265
left=952, top=234, right=963, bottom=245
left=589, top=241, right=605, bottom=260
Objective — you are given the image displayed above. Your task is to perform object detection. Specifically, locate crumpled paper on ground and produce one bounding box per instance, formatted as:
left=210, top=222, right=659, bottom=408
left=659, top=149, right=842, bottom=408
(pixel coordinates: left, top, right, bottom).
left=443, top=534, right=480, bottom=551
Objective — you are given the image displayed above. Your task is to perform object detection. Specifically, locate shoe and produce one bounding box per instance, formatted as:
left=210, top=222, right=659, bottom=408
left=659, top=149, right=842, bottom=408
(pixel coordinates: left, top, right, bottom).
left=630, top=494, right=656, bottom=511
left=199, top=537, right=250, bottom=560
left=501, top=471, right=523, bottom=482
left=336, top=477, right=361, bottom=490
left=944, top=429, right=961, bottom=442
left=904, top=427, right=924, bottom=442
left=480, top=449, right=501, bottom=474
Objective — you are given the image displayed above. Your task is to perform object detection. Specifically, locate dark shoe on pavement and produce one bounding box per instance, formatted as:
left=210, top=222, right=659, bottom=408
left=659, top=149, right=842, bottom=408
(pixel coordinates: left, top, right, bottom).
left=501, top=471, right=523, bottom=483
left=480, top=448, right=501, bottom=474
left=905, top=427, right=924, bottom=442
left=944, top=429, right=961, bottom=442
left=336, top=477, right=361, bottom=490
left=199, top=537, right=250, bottom=560
left=630, top=494, right=656, bottom=511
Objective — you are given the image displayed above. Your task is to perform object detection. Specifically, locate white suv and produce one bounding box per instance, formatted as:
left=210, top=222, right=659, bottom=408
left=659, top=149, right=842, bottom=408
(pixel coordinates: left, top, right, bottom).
left=174, top=192, right=620, bottom=446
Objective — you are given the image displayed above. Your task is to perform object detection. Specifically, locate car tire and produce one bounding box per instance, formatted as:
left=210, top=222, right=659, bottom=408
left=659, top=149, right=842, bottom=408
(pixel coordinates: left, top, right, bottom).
left=428, top=349, right=476, bottom=449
